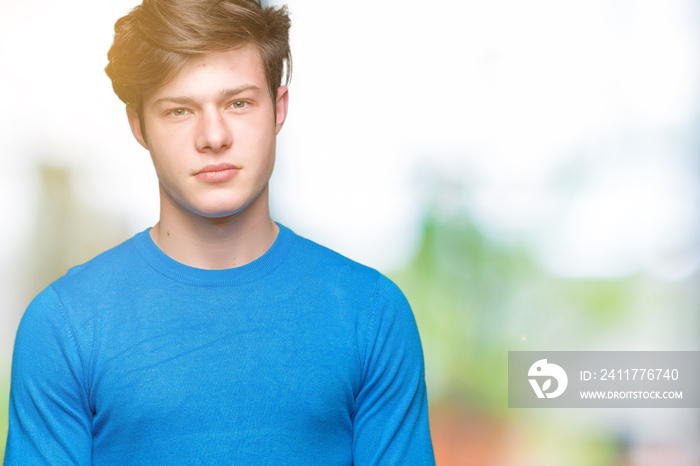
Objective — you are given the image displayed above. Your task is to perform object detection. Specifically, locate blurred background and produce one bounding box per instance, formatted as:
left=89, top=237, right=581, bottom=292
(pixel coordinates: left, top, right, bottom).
left=1, top=0, right=699, bottom=464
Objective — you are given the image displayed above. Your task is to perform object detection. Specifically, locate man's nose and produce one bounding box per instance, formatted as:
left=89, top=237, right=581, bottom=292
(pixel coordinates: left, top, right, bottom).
left=195, top=109, right=232, bottom=153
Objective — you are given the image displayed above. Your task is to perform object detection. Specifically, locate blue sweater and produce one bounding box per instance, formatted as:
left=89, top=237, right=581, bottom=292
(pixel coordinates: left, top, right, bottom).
left=5, top=224, right=434, bottom=464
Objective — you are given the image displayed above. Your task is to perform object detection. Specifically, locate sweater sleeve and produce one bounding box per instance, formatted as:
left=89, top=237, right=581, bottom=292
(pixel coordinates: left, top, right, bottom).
left=4, top=286, right=93, bottom=465
left=352, top=275, right=435, bottom=465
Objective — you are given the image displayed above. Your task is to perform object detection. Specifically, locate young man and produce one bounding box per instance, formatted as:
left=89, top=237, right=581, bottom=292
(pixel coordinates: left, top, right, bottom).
left=5, top=0, right=434, bottom=463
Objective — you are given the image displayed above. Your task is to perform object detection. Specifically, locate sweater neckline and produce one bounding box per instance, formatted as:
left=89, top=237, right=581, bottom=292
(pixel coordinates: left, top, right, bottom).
left=132, top=222, right=295, bottom=286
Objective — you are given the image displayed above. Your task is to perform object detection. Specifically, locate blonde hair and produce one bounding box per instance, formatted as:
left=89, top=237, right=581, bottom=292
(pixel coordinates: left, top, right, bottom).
left=105, top=0, right=291, bottom=115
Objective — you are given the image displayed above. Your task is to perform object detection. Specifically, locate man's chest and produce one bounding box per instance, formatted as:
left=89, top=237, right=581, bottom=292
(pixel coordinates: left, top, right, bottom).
left=86, top=300, right=361, bottom=458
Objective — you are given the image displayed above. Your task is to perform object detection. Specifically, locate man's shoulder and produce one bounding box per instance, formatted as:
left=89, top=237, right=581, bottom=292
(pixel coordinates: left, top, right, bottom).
left=284, top=226, right=405, bottom=301
left=287, top=227, right=380, bottom=280
left=22, top=231, right=146, bottom=326
left=51, top=230, right=146, bottom=292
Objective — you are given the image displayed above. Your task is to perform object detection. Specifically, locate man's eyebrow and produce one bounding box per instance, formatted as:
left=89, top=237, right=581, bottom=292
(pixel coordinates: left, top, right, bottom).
left=153, top=85, right=261, bottom=106
left=219, top=85, right=260, bottom=98
left=153, top=96, right=195, bottom=106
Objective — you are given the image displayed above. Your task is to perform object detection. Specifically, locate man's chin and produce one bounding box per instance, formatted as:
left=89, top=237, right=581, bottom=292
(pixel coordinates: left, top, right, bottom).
left=187, top=200, right=260, bottom=222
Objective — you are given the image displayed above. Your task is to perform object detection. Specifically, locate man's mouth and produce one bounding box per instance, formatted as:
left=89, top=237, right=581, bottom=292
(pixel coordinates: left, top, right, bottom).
left=194, top=163, right=240, bottom=182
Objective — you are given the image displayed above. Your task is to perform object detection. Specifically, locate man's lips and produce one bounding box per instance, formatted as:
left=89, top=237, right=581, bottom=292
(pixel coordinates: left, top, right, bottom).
left=193, top=163, right=240, bottom=182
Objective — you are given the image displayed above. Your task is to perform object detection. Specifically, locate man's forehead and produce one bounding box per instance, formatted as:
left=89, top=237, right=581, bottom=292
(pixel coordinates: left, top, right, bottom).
left=186, top=46, right=264, bottom=70
left=144, top=47, right=266, bottom=102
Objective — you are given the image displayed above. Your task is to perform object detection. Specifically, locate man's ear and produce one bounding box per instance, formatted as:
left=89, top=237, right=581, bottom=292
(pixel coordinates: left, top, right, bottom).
left=275, top=86, right=289, bottom=134
left=126, top=106, right=149, bottom=150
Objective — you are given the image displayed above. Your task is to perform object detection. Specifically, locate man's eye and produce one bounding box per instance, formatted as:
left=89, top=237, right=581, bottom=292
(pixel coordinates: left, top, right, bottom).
left=169, top=108, right=189, bottom=117
left=230, top=101, right=247, bottom=109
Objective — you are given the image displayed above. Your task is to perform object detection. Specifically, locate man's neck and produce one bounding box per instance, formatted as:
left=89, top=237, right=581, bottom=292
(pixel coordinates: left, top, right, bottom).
left=150, top=189, right=279, bottom=270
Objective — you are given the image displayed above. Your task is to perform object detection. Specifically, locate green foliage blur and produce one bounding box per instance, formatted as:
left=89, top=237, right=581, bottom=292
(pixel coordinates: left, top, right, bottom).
left=392, top=212, right=637, bottom=411
left=390, top=210, right=695, bottom=464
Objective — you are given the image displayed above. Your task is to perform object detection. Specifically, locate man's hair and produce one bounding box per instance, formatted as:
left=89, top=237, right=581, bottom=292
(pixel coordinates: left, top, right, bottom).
left=105, top=0, right=291, bottom=115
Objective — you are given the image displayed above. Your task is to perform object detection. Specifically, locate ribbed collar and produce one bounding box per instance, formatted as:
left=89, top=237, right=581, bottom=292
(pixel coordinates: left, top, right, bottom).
left=131, top=222, right=295, bottom=287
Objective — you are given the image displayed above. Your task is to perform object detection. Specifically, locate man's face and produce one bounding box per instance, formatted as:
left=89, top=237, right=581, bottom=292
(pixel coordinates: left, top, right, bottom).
left=128, top=46, right=288, bottom=220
